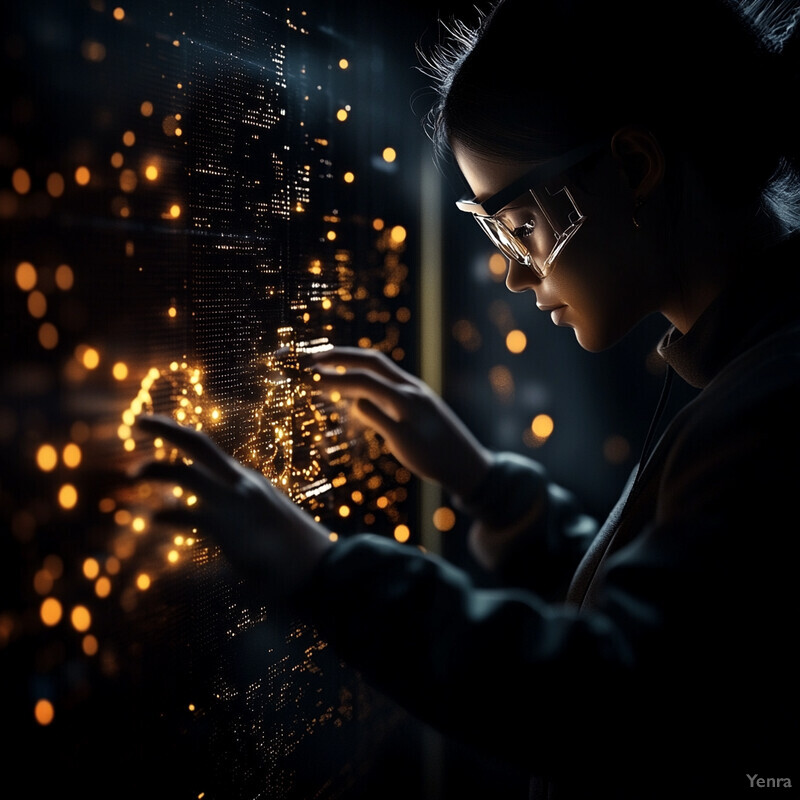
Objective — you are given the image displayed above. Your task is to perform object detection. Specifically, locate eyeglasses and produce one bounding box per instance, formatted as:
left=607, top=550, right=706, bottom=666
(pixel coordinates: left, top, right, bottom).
left=456, top=140, right=603, bottom=278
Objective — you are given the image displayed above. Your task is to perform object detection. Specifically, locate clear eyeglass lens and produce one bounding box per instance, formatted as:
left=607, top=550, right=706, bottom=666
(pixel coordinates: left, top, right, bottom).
left=474, top=215, right=548, bottom=276
left=469, top=184, right=591, bottom=279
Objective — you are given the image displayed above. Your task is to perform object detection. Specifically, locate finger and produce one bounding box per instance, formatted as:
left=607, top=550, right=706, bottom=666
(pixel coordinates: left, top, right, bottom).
left=351, top=397, right=407, bottom=442
left=314, top=369, right=414, bottom=422
left=133, top=459, right=233, bottom=505
left=134, top=415, right=241, bottom=484
left=310, top=347, right=414, bottom=386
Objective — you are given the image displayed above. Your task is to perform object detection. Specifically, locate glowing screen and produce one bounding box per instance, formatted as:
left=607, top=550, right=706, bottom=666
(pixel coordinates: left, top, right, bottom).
left=2, top=1, right=425, bottom=797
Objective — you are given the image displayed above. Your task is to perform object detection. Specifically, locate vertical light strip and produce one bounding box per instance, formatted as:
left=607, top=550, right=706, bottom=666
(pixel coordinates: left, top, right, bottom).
left=418, top=152, right=444, bottom=558
left=417, top=148, right=446, bottom=800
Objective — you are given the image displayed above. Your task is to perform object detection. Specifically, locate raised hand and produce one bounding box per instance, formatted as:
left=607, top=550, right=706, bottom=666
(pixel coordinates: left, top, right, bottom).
left=132, top=414, right=333, bottom=599
left=310, top=347, right=492, bottom=501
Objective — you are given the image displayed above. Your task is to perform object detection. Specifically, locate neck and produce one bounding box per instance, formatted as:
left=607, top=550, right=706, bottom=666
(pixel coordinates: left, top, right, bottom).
left=662, top=278, right=725, bottom=334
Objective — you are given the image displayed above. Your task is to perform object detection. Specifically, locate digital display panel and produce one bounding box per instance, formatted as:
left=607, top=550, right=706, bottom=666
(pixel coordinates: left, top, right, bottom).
left=2, top=2, right=427, bottom=797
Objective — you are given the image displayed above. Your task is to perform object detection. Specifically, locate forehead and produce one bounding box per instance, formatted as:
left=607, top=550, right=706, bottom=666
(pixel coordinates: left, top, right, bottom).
left=451, top=140, right=536, bottom=203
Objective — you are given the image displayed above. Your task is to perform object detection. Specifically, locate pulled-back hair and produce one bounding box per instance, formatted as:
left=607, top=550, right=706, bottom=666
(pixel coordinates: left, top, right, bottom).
left=419, top=0, right=800, bottom=232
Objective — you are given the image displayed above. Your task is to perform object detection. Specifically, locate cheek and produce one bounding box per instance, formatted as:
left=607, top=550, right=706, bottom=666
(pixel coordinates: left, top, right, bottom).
left=550, top=252, right=640, bottom=349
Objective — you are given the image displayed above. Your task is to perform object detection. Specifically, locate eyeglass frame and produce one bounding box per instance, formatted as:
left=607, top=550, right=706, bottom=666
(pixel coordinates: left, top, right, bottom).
left=455, top=139, right=605, bottom=278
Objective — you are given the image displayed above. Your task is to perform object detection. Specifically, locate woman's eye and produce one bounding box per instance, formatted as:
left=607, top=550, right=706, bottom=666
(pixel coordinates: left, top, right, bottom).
left=512, top=220, right=536, bottom=238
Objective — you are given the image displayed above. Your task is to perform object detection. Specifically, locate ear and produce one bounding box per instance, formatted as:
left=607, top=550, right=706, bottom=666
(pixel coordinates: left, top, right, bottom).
left=610, top=126, right=665, bottom=202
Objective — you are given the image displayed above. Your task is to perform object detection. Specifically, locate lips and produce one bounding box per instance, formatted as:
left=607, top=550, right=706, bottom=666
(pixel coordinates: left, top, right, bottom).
left=537, top=303, right=567, bottom=325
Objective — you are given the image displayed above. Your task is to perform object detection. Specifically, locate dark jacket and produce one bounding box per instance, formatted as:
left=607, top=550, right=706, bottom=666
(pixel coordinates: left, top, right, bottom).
left=308, top=241, right=800, bottom=799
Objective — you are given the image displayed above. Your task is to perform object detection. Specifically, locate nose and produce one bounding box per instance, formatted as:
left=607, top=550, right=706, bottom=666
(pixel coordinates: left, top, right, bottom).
left=505, top=258, right=540, bottom=293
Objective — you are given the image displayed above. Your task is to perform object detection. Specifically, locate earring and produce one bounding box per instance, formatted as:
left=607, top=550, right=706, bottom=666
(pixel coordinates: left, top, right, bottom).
left=632, top=198, right=645, bottom=230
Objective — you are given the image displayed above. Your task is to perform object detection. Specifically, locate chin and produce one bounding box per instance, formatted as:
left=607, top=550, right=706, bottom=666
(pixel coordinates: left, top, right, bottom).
left=572, top=324, right=626, bottom=353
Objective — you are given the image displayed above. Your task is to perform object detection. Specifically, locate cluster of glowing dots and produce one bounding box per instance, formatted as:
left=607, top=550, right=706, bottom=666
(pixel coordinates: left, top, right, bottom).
left=234, top=337, right=326, bottom=494
left=35, top=440, right=82, bottom=510
left=117, top=361, right=221, bottom=453
left=15, top=260, right=75, bottom=350
left=34, top=553, right=102, bottom=726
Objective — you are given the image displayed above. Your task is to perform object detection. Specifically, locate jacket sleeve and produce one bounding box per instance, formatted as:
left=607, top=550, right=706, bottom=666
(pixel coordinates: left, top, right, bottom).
left=305, top=532, right=636, bottom=776
left=451, top=450, right=599, bottom=599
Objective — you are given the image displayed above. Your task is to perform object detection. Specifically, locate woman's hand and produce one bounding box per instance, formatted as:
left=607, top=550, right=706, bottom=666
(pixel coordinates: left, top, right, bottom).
left=310, top=347, right=492, bottom=500
left=132, top=414, right=333, bottom=599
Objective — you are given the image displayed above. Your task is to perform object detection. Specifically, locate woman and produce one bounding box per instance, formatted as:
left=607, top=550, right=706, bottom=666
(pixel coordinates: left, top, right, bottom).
left=135, top=0, right=800, bottom=796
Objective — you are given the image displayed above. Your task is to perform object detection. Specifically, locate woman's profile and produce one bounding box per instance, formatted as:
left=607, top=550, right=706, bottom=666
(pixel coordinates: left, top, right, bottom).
left=133, top=0, right=800, bottom=796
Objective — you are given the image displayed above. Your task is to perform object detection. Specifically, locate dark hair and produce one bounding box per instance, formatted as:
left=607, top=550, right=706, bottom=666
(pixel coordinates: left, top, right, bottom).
left=419, top=0, right=800, bottom=231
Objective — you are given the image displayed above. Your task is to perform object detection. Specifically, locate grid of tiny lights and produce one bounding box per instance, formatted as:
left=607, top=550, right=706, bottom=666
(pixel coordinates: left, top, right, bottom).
left=2, top=1, right=422, bottom=798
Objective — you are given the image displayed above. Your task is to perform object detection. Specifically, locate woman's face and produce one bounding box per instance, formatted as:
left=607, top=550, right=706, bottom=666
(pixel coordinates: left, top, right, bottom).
left=452, top=139, right=674, bottom=352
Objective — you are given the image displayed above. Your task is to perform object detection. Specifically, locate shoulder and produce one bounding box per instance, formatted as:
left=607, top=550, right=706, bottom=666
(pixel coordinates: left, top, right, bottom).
left=658, top=320, right=800, bottom=518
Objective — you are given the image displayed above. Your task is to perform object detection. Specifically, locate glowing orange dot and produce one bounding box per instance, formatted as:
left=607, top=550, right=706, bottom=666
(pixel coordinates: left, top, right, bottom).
left=382, top=147, right=397, bottom=163
left=70, top=605, right=91, bottom=632
left=338, top=58, right=349, bottom=69
left=62, top=443, right=81, bottom=468
left=58, top=484, right=78, bottom=510
left=169, top=204, right=181, bottom=218
left=393, top=524, right=410, bottom=543
left=336, top=109, right=348, bottom=122
left=389, top=225, right=406, bottom=244
left=34, top=699, right=55, bottom=726
left=136, top=573, right=151, bottom=591
left=27, top=290, right=46, bottom=318
left=343, top=171, right=355, bottom=183
left=40, top=597, right=63, bottom=626
left=167, top=306, right=177, bottom=318
left=113, top=7, right=125, bottom=21
left=95, top=576, right=112, bottom=598
left=119, top=168, right=137, bottom=192
left=122, top=130, right=136, bottom=147
left=15, top=261, right=37, bottom=291
left=33, top=569, right=54, bottom=595
left=140, top=100, right=153, bottom=117
left=82, top=634, right=99, bottom=656
left=82, top=558, right=100, bottom=580
left=12, top=168, right=31, bottom=194
left=46, top=172, right=65, bottom=198
left=54, top=264, right=74, bottom=290
left=488, top=253, right=507, bottom=279
left=38, top=322, right=58, bottom=349
left=81, top=347, right=100, bottom=369
left=506, top=329, right=527, bottom=354
left=432, top=506, right=456, bottom=532
left=145, top=164, right=158, bottom=181
left=112, top=362, right=128, bottom=380
left=74, top=166, right=91, bottom=186
left=531, top=413, right=554, bottom=439
left=36, top=444, right=58, bottom=472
